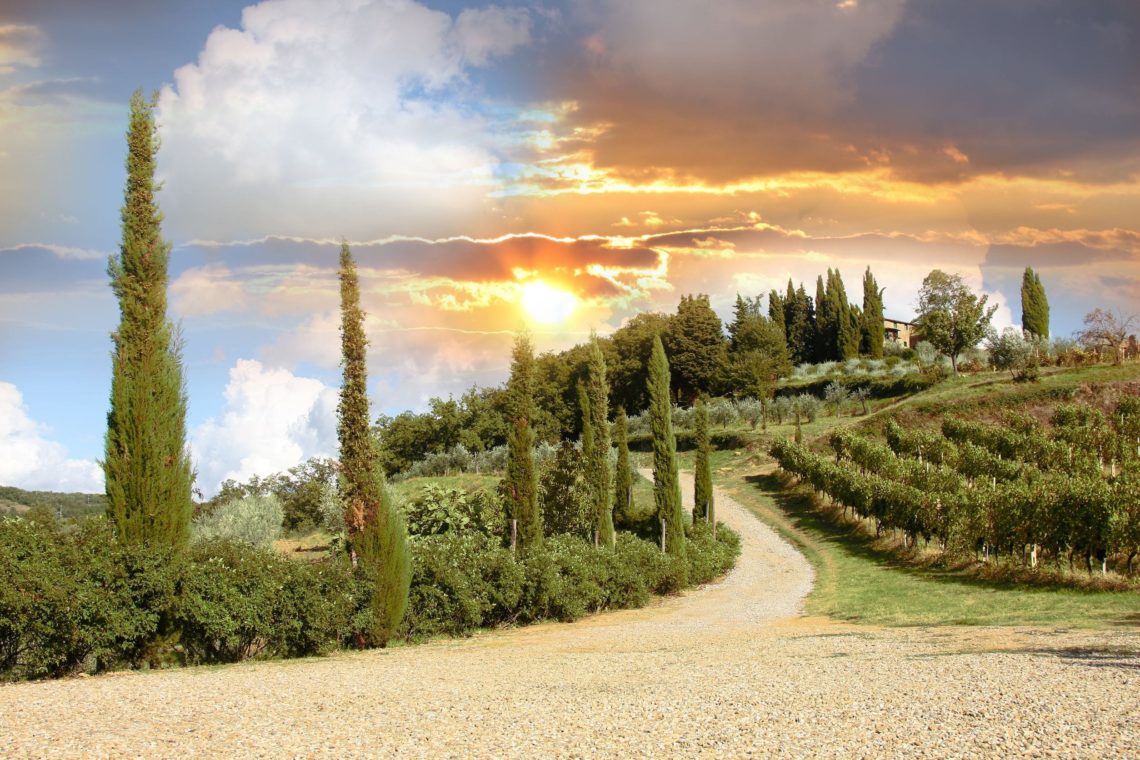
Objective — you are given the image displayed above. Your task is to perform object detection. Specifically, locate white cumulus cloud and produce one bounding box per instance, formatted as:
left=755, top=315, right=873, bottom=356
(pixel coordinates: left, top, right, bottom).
left=191, top=359, right=339, bottom=497
left=157, top=0, right=532, bottom=242
left=0, top=381, right=103, bottom=492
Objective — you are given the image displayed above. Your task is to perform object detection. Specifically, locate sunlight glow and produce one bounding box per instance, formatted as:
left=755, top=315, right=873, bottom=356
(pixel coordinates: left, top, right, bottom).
left=520, top=280, right=577, bottom=324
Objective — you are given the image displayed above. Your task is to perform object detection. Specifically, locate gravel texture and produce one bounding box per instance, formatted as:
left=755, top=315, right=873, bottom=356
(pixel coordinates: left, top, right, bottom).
left=2, top=473, right=1137, bottom=758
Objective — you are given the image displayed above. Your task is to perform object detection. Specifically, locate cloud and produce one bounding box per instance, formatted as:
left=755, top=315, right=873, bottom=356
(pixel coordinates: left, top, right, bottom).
left=190, top=359, right=339, bottom=497
left=157, top=0, right=533, bottom=241
left=170, top=263, right=249, bottom=317
left=0, top=381, right=102, bottom=492
left=0, top=24, right=42, bottom=71
left=526, top=2, right=1140, bottom=187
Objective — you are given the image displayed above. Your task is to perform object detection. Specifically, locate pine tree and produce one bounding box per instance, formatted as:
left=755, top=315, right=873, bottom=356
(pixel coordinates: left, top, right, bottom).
left=104, top=90, right=193, bottom=549
left=505, top=333, right=542, bottom=549
left=613, top=407, right=633, bottom=527
left=1021, top=267, right=1050, bottom=339
left=693, top=397, right=714, bottom=526
left=338, top=243, right=410, bottom=646
left=585, top=335, right=614, bottom=547
left=861, top=267, right=885, bottom=358
left=648, top=335, right=687, bottom=572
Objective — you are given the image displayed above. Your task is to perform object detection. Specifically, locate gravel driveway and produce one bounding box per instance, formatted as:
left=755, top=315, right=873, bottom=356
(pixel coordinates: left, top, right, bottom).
left=2, top=473, right=1137, bottom=758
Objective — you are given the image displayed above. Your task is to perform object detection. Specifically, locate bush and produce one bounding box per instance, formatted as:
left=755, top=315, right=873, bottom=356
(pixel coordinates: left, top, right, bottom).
left=686, top=521, right=741, bottom=585
left=192, top=493, right=284, bottom=548
left=171, top=539, right=352, bottom=664
left=538, top=442, right=592, bottom=537
left=0, top=516, right=177, bottom=680
left=403, top=483, right=505, bottom=537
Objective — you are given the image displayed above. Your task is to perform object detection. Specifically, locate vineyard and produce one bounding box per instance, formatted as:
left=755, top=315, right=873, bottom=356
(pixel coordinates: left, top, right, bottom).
left=770, top=396, right=1140, bottom=577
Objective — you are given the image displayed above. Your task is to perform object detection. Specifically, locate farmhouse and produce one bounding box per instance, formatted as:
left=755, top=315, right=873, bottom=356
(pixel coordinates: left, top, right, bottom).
left=884, top=317, right=919, bottom=348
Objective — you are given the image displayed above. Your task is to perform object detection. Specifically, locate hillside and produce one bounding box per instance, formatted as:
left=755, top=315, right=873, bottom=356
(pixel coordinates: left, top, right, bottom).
left=0, top=485, right=105, bottom=519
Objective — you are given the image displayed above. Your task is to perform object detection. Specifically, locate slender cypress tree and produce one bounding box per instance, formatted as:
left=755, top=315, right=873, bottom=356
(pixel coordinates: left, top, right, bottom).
left=104, top=90, right=193, bottom=549
left=1021, top=267, right=1050, bottom=339
left=578, top=379, right=594, bottom=455
left=338, top=243, right=410, bottom=645
left=505, top=333, right=542, bottom=549
left=861, top=267, right=885, bottom=358
left=613, top=407, right=633, bottom=527
left=831, top=269, right=859, bottom=360
left=815, top=275, right=831, bottom=362
left=768, top=288, right=786, bottom=344
left=693, top=397, right=714, bottom=526
left=648, top=335, right=686, bottom=571
left=586, top=336, right=614, bottom=547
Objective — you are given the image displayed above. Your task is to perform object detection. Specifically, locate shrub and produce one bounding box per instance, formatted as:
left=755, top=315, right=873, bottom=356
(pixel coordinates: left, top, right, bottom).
left=172, top=539, right=352, bottom=664
left=686, top=522, right=742, bottom=585
left=403, top=484, right=505, bottom=537
left=192, top=493, right=284, bottom=548
left=538, top=441, right=592, bottom=537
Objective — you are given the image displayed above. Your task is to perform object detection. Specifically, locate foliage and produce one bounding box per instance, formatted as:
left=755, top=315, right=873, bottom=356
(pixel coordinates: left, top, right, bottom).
left=504, top=333, right=543, bottom=550
left=1077, top=308, right=1138, bottom=365
left=861, top=267, right=885, bottom=358
left=693, top=398, right=714, bottom=526
left=613, top=409, right=634, bottom=527
left=648, top=335, right=687, bottom=574
left=539, top=442, right=592, bottom=537
left=986, top=327, right=1040, bottom=382
left=665, top=294, right=729, bottom=403
left=192, top=493, right=284, bottom=548
left=337, top=243, right=410, bottom=646
left=1020, top=267, right=1050, bottom=339
left=824, top=382, right=851, bottom=416
left=585, top=336, right=615, bottom=546
left=104, top=89, right=193, bottom=550
left=0, top=487, right=104, bottom=520
left=914, top=269, right=998, bottom=374
left=402, top=484, right=505, bottom=538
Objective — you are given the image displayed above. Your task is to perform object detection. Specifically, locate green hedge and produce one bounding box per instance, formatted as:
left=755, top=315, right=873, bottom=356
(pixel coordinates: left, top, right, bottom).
left=1, top=514, right=740, bottom=680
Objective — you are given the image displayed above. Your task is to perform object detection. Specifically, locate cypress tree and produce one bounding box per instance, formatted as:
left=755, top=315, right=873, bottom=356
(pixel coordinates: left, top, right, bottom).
left=831, top=269, right=859, bottom=360
left=785, top=283, right=815, bottom=365
left=104, top=90, right=193, bottom=549
left=578, top=379, right=594, bottom=455
left=505, top=333, right=542, bottom=549
left=861, top=267, right=885, bottom=358
left=693, top=397, right=714, bottom=526
left=613, top=407, right=633, bottom=527
left=815, top=275, right=831, bottom=362
left=768, top=288, right=786, bottom=344
left=338, top=243, right=410, bottom=645
left=586, top=336, right=614, bottom=547
left=1021, top=267, right=1050, bottom=339
left=648, top=335, right=686, bottom=572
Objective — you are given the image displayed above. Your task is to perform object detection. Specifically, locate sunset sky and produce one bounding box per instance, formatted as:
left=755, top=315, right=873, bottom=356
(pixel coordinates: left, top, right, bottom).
left=2, top=0, right=1139, bottom=494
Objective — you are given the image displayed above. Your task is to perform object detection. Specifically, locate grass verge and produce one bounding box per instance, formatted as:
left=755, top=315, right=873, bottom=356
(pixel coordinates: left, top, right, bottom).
left=721, top=464, right=1140, bottom=629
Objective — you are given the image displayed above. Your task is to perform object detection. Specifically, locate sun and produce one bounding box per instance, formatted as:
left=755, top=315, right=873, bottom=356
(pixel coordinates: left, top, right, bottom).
left=520, top=280, right=577, bottom=325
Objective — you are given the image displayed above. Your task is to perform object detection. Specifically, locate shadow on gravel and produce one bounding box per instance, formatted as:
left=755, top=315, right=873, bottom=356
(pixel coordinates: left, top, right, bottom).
left=1024, top=646, right=1140, bottom=670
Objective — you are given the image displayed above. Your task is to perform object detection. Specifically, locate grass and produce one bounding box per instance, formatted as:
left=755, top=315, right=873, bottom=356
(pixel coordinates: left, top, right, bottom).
left=388, top=473, right=500, bottom=503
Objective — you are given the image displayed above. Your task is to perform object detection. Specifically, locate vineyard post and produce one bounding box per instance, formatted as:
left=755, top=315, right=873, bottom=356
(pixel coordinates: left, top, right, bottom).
left=511, top=519, right=517, bottom=554
left=660, top=518, right=666, bottom=553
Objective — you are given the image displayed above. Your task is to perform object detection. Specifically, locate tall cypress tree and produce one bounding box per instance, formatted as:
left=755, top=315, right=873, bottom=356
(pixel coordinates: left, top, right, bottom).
left=768, top=288, right=786, bottom=344
left=586, top=336, right=614, bottom=547
left=578, top=379, right=594, bottom=455
left=104, top=90, right=193, bottom=549
left=785, top=283, right=814, bottom=365
left=815, top=275, right=831, bottom=362
left=692, top=397, right=714, bottom=526
left=505, top=333, right=542, bottom=549
left=338, top=243, right=410, bottom=646
left=648, top=335, right=686, bottom=572
left=613, top=407, right=633, bottom=527
left=1021, top=267, right=1050, bottom=339
left=861, top=267, right=885, bottom=358
left=831, top=269, right=859, bottom=360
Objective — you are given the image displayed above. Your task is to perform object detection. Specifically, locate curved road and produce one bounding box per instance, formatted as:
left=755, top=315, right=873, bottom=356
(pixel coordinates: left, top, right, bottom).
left=2, top=474, right=1136, bottom=757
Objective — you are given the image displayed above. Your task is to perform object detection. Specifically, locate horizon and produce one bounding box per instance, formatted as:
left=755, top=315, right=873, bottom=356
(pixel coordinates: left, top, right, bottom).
left=2, top=0, right=1139, bottom=495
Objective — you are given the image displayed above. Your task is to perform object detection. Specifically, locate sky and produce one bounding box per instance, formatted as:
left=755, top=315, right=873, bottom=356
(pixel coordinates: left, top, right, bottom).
left=2, top=0, right=1139, bottom=495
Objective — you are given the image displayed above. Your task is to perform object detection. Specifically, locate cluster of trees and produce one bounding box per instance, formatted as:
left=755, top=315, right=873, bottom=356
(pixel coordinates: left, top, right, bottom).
left=768, top=267, right=886, bottom=365
left=771, top=398, right=1140, bottom=574
left=94, top=93, right=409, bottom=646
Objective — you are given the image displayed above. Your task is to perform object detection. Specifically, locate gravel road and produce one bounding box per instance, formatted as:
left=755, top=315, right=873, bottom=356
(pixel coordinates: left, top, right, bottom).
left=2, top=473, right=1137, bottom=758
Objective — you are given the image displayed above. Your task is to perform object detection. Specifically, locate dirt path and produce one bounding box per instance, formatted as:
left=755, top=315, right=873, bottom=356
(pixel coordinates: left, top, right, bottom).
left=2, top=475, right=1136, bottom=758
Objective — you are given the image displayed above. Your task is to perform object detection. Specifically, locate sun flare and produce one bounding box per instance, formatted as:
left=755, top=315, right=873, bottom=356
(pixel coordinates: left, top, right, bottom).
left=520, top=280, right=578, bottom=325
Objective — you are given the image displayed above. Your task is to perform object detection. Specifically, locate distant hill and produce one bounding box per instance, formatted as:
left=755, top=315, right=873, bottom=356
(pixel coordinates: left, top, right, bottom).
left=0, top=486, right=105, bottom=519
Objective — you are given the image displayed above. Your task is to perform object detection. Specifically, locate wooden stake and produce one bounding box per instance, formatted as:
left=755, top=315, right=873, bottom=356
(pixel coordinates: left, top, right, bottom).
left=511, top=519, right=517, bottom=554
left=660, top=519, right=666, bottom=553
